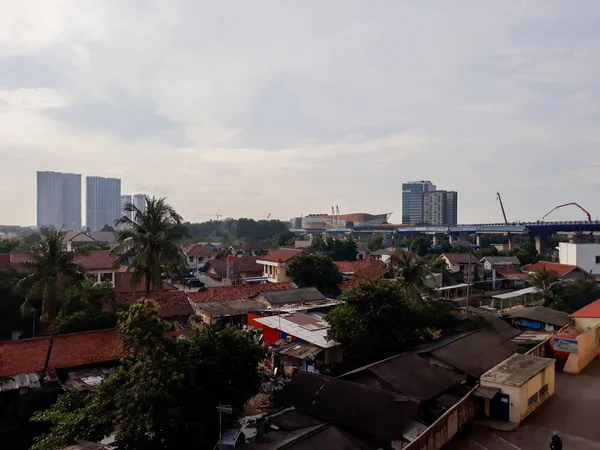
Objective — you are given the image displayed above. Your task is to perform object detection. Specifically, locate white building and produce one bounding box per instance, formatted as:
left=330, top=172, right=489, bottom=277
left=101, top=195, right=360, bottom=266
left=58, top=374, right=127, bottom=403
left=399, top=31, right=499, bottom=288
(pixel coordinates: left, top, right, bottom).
left=559, top=242, right=600, bottom=275
left=86, top=176, right=121, bottom=231
left=37, top=171, right=82, bottom=231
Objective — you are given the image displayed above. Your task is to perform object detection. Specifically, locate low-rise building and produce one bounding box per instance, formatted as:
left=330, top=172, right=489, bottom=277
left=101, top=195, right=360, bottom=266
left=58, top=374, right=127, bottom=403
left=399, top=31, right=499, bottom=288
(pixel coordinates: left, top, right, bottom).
left=480, top=256, right=521, bottom=271
left=559, top=242, right=600, bottom=276
left=480, top=354, right=555, bottom=424
left=503, top=306, right=569, bottom=332
left=182, top=244, right=215, bottom=273
left=522, top=261, right=589, bottom=279
left=257, top=248, right=303, bottom=283
left=441, top=253, right=480, bottom=274
left=570, top=298, right=600, bottom=330
left=369, top=248, right=394, bottom=263
left=201, top=256, right=263, bottom=286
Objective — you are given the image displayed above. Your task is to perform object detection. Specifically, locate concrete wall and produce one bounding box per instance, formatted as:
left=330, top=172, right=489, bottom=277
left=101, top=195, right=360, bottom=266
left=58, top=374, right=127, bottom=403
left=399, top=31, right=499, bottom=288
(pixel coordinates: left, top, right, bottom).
left=559, top=242, right=600, bottom=275
left=563, top=325, right=600, bottom=374
left=262, top=263, right=293, bottom=283
left=573, top=317, right=600, bottom=331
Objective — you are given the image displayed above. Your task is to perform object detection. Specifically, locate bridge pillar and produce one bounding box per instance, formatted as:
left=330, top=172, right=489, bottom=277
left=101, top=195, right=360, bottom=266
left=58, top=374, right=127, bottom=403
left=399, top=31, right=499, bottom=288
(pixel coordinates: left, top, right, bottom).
left=534, top=233, right=548, bottom=254
left=432, top=234, right=439, bottom=247
left=449, top=234, right=458, bottom=245
left=475, top=235, right=482, bottom=247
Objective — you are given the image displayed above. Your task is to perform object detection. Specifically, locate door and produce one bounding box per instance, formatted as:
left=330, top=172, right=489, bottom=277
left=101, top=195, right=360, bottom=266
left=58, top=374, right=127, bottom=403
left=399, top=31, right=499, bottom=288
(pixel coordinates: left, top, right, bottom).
left=490, top=393, right=510, bottom=422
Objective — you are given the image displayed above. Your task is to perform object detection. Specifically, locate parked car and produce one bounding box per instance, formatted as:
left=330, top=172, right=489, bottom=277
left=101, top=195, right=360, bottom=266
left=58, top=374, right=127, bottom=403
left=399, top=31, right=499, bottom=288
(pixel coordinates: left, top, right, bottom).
left=185, top=278, right=205, bottom=288
left=173, top=273, right=195, bottom=283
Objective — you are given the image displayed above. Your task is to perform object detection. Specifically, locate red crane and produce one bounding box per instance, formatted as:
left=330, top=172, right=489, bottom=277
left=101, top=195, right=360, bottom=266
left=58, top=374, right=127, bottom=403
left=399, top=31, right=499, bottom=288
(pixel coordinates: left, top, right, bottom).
left=542, top=202, right=592, bottom=222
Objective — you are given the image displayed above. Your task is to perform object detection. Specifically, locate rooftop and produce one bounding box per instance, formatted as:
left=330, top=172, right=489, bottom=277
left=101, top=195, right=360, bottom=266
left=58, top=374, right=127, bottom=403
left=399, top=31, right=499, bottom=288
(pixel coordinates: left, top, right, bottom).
left=523, top=261, right=586, bottom=277
left=442, top=253, right=480, bottom=264
left=370, top=249, right=395, bottom=256
left=0, top=329, right=122, bottom=377
left=256, top=287, right=326, bottom=305
left=570, top=298, right=600, bottom=318
left=334, top=260, right=381, bottom=274
left=182, top=244, right=214, bottom=258
left=187, top=282, right=296, bottom=303
left=505, top=306, right=570, bottom=327
left=253, top=313, right=338, bottom=348
left=205, top=256, right=262, bottom=279
left=259, top=248, right=303, bottom=263
left=480, top=256, right=521, bottom=265
left=195, top=298, right=267, bottom=318
left=276, top=372, right=420, bottom=441
left=112, top=290, right=194, bottom=318
left=481, top=353, right=555, bottom=387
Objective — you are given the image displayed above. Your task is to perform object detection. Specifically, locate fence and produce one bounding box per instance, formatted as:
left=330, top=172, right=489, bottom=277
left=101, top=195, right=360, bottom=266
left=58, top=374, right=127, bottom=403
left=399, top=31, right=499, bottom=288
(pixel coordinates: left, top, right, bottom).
left=403, top=386, right=477, bottom=450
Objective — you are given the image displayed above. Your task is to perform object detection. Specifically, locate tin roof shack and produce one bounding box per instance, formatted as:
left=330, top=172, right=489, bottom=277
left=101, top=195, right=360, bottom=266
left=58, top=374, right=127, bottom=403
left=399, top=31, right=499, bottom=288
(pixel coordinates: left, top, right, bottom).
left=275, top=372, right=421, bottom=448
left=480, top=354, right=555, bottom=424
left=195, top=298, right=268, bottom=327
left=253, top=287, right=326, bottom=307
left=503, top=306, right=570, bottom=332
left=252, top=313, right=343, bottom=368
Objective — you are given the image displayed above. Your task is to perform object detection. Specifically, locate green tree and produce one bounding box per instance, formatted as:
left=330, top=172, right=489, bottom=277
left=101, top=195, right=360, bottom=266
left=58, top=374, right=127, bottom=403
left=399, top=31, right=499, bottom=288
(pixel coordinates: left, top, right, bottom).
left=366, top=235, right=384, bottom=252
left=100, top=225, right=115, bottom=232
left=32, top=298, right=266, bottom=450
left=113, top=196, right=189, bottom=297
left=326, top=280, right=456, bottom=366
left=0, top=237, right=20, bottom=253
left=0, top=267, right=27, bottom=338
left=16, top=228, right=86, bottom=380
left=288, top=254, right=343, bottom=295
left=389, top=250, right=432, bottom=294
left=311, top=236, right=358, bottom=261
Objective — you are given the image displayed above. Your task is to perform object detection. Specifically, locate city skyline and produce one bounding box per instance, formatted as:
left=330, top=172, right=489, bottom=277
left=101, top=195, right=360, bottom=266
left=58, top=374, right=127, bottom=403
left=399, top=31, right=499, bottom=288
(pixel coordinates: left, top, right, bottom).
left=3, top=3, right=600, bottom=225
left=86, top=176, right=121, bottom=231
left=36, top=171, right=82, bottom=230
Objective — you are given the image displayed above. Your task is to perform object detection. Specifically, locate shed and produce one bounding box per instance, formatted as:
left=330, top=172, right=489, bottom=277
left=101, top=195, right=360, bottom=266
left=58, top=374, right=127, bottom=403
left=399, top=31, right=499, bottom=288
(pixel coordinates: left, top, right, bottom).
left=505, top=306, right=570, bottom=331
left=480, top=354, right=555, bottom=424
left=491, top=287, right=541, bottom=309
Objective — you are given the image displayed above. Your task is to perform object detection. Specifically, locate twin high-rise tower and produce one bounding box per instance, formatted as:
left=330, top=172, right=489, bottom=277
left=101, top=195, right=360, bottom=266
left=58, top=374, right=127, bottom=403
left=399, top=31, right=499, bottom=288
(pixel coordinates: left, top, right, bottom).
left=401, top=180, right=458, bottom=226
left=36, top=171, right=145, bottom=231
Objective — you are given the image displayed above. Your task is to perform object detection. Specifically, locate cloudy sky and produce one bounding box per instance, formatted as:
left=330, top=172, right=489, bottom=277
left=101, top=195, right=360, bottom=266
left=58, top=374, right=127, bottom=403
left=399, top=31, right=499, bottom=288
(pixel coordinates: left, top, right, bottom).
left=2, top=1, right=600, bottom=226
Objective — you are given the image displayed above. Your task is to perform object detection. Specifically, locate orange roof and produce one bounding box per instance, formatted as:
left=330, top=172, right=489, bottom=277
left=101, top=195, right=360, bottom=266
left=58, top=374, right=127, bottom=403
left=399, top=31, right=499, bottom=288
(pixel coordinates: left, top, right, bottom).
left=188, top=283, right=295, bottom=303
left=354, top=264, right=388, bottom=279
left=0, top=329, right=123, bottom=377
left=260, top=248, right=302, bottom=263
left=182, top=244, right=213, bottom=258
left=523, top=261, right=585, bottom=277
left=73, top=250, right=118, bottom=270
left=570, top=298, right=600, bottom=318
left=112, top=291, right=193, bottom=318
left=335, top=260, right=381, bottom=274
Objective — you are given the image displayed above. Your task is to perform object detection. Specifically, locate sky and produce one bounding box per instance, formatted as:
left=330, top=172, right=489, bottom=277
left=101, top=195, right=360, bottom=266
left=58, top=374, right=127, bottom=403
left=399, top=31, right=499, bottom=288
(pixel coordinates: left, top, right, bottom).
left=2, top=1, right=600, bottom=226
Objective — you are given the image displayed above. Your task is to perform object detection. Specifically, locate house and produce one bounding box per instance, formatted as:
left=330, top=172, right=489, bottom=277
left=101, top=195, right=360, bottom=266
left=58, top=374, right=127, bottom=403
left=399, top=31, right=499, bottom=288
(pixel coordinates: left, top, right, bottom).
left=479, top=354, right=555, bottom=424
left=356, top=244, right=371, bottom=260
left=194, top=242, right=224, bottom=252
left=75, top=250, right=120, bottom=285
left=187, top=282, right=296, bottom=305
left=63, top=231, right=117, bottom=251
left=251, top=313, right=343, bottom=366
left=182, top=244, right=215, bottom=273
left=480, top=256, right=521, bottom=271
left=253, top=287, right=326, bottom=307
left=201, top=256, right=263, bottom=286
left=369, top=248, right=394, bottom=263
left=569, top=298, right=600, bottom=330
left=338, top=262, right=389, bottom=292
left=559, top=242, right=600, bottom=275
left=503, top=306, right=570, bottom=332
left=493, top=267, right=528, bottom=290
left=440, top=253, right=479, bottom=274
left=257, top=248, right=303, bottom=283
left=294, top=239, right=313, bottom=249
left=522, top=261, right=589, bottom=279
left=194, top=299, right=268, bottom=327
left=275, top=372, right=421, bottom=447
left=242, top=239, right=273, bottom=255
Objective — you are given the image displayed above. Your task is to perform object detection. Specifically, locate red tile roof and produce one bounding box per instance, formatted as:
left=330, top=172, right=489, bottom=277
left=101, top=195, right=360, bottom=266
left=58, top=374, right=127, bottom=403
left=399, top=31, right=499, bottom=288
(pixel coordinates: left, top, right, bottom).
left=114, top=272, right=177, bottom=294
left=570, top=299, right=600, bottom=318
left=0, top=329, right=123, bottom=377
left=523, top=261, right=585, bottom=277
left=188, top=283, right=296, bottom=303
left=0, top=253, right=9, bottom=269
left=339, top=277, right=365, bottom=291
left=182, top=244, right=213, bottom=258
left=114, top=291, right=193, bottom=318
left=260, top=248, right=302, bottom=263
left=205, top=256, right=263, bottom=279
left=353, top=264, right=388, bottom=279
left=334, top=260, right=382, bottom=274
left=9, top=252, right=32, bottom=265
left=73, top=250, right=118, bottom=271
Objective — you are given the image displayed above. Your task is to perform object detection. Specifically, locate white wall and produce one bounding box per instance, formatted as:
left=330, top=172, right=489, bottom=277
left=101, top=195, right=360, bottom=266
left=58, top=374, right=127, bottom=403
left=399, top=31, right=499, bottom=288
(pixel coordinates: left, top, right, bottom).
left=559, top=242, right=600, bottom=275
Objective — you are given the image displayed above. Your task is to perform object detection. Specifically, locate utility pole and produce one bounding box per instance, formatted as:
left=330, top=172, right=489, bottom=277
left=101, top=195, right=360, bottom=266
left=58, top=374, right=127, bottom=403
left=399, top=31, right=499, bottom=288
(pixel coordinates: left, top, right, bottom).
left=465, top=246, right=472, bottom=318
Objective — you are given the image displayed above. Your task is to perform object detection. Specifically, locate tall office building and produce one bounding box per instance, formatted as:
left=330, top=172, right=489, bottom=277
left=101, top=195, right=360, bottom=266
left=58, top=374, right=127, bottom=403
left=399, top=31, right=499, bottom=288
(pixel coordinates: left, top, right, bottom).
left=132, top=194, right=146, bottom=215
left=37, top=171, right=82, bottom=230
left=86, top=176, right=121, bottom=231
left=423, top=190, right=458, bottom=226
left=120, top=195, right=133, bottom=220
left=402, top=181, right=436, bottom=224
left=121, top=194, right=146, bottom=222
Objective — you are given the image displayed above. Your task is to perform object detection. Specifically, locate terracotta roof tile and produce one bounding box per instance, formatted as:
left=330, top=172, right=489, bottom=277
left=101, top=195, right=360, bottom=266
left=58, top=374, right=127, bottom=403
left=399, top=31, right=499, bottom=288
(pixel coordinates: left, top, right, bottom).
left=260, top=248, right=302, bottom=263
left=9, top=252, right=32, bottom=265
left=353, top=265, right=388, bottom=279
left=522, top=261, right=585, bottom=277
left=0, top=329, right=123, bottom=377
left=205, top=256, right=262, bottom=279
left=570, top=298, right=600, bottom=318
left=73, top=250, right=118, bottom=271
left=113, top=291, right=193, bottom=318
left=182, top=244, right=213, bottom=258
left=334, top=260, right=381, bottom=274
left=188, top=283, right=296, bottom=303
left=113, top=272, right=177, bottom=294
left=0, top=253, right=9, bottom=269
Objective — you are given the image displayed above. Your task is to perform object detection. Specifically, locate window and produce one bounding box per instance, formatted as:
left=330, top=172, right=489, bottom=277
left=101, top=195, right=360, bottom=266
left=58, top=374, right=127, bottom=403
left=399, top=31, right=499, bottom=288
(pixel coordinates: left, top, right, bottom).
left=198, top=257, right=204, bottom=262
left=595, top=256, right=600, bottom=264
left=539, top=384, right=549, bottom=397
left=528, top=392, right=539, bottom=407
left=189, top=256, right=194, bottom=263
left=100, top=272, right=113, bottom=282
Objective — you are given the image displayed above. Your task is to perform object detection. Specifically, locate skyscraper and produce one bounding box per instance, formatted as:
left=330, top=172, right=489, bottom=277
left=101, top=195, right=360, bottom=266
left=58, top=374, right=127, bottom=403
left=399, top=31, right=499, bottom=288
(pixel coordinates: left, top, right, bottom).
left=37, top=171, right=82, bottom=231
left=86, top=176, right=121, bottom=231
left=423, top=190, right=458, bottom=226
left=401, top=181, right=436, bottom=224
left=121, top=195, right=133, bottom=221
left=132, top=194, right=146, bottom=215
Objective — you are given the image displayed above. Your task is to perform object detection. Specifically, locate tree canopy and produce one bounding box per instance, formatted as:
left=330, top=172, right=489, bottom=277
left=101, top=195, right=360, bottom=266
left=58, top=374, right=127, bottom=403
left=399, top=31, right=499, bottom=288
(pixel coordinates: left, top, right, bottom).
left=184, top=218, right=289, bottom=241
left=366, top=235, right=384, bottom=252
left=288, top=254, right=343, bottom=296
left=311, top=236, right=358, bottom=261
left=32, top=298, right=266, bottom=450
left=326, top=280, right=457, bottom=367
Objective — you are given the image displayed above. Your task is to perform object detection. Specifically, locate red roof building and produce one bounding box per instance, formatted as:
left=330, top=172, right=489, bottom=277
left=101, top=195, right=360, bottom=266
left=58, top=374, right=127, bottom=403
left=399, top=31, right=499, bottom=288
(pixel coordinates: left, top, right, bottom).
left=204, top=256, right=263, bottom=283
left=188, top=283, right=295, bottom=304
left=335, top=260, right=383, bottom=274
left=0, top=329, right=123, bottom=378
left=260, top=248, right=303, bottom=263
left=111, top=291, right=194, bottom=319
left=113, top=272, right=178, bottom=294
left=570, top=298, right=600, bottom=319
left=522, top=261, right=588, bottom=278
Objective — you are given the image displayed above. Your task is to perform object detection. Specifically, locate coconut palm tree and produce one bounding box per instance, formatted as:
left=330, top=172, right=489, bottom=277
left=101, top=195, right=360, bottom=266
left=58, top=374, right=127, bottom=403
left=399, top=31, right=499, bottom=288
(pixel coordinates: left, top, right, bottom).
left=113, top=196, right=188, bottom=297
left=16, top=227, right=86, bottom=380
left=389, top=250, right=432, bottom=294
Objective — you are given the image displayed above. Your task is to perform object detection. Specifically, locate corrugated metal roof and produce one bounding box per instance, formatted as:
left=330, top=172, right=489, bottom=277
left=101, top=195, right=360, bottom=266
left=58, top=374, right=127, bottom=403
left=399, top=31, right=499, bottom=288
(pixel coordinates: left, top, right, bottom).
left=258, top=288, right=326, bottom=305
left=506, top=306, right=570, bottom=327
left=196, top=298, right=268, bottom=318
left=272, top=343, right=323, bottom=360
left=253, top=314, right=339, bottom=348
left=0, top=372, right=40, bottom=392
left=492, top=287, right=540, bottom=300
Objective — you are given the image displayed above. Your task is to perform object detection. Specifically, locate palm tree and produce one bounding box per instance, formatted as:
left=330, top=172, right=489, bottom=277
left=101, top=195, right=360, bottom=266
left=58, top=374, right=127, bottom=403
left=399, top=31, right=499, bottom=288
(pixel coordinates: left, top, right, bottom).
left=113, top=196, right=188, bottom=297
left=16, top=228, right=86, bottom=379
left=526, top=268, right=557, bottom=294
left=389, top=250, right=432, bottom=294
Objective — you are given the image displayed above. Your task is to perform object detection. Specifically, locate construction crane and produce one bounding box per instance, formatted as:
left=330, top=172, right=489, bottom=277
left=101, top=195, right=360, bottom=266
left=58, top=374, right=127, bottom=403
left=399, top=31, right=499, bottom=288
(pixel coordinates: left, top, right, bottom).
left=496, top=193, right=514, bottom=249
left=331, top=206, right=337, bottom=227
left=336, top=206, right=341, bottom=227
left=542, top=202, right=592, bottom=223
left=267, top=213, right=271, bottom=220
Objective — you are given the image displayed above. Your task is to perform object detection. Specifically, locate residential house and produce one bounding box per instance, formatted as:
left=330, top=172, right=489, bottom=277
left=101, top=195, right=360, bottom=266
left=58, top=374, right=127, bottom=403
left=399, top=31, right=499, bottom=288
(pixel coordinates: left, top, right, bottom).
left=369, top=248, right=394, bottom=263
left=559, top=242, right=600, bottom=275
left=356, top=243, right=371, bottom=260
left=257, top=248, right=303, bottom=283
left=201, top=256, right=263, bottom=286
left=194, top=298, right=269, bottom=327
left=522, top=261, right=589, bottom=279
left=252, top=287, right=326, bottom=307
left=569, top=298, right=600, bottom=331
left=479, top=354, right=555, bottom=424
left=480, top=256, right=521, bottom=271
left=195, top=242, right=223, bottom=252
left=251, top=313, right=343, bottom=367
left=493, top=267, right=528, bottom=290
left=63, top=231, right=117, bottom=251
left=441, top=253, right=480, bottom=275
left=75, top=250, right=120, bottom=285
left=274, top=372, right=421, bottom=448
left=338, top=261, right=389, bottom=291
left=242, top=239, right=273, bottom=255
left=182, top=244, right=215, bottom=274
